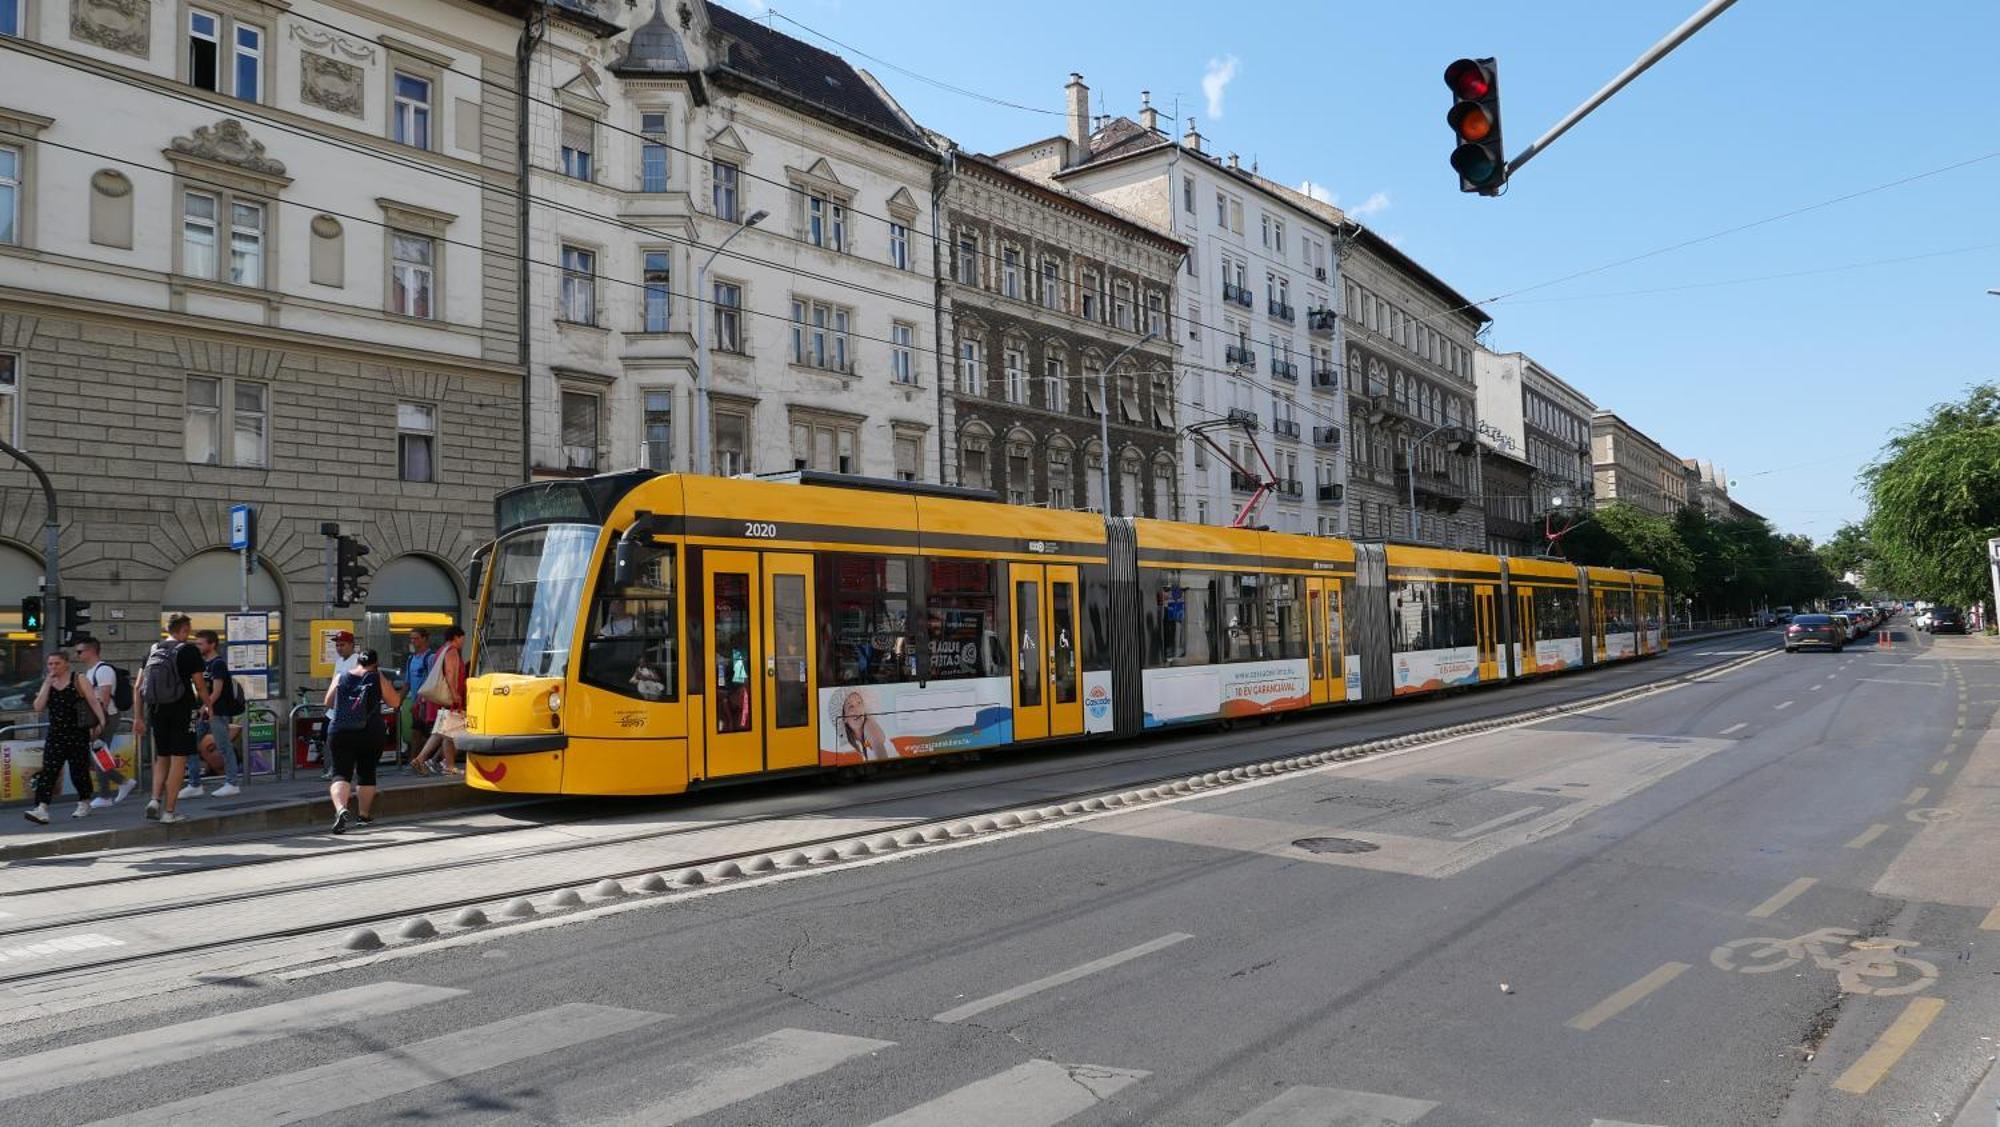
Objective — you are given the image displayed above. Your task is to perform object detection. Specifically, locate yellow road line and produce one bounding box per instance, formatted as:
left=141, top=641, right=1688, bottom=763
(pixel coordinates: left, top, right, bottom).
left=1902, top=787, right=1929, bottom=806
left=1566, top=962, right=1690, bottom=1032
left=1931, top=760, right=1950, bottom=776
left=1980, top=901, right=2000, bottom=931
left=1846, top=824, right=1890, bottom=849
left=1831, top=996, right=1945, bottom=1094
left=1747, top=877, right=1818, bottom=919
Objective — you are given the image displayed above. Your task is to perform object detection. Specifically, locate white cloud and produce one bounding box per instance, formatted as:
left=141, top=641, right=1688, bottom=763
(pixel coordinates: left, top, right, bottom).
left=1202, top=56, right=1239, bottom=119
left=1297, top=180, right=1336, bottom=205
left=1350, top=191, right=1391, bottom=218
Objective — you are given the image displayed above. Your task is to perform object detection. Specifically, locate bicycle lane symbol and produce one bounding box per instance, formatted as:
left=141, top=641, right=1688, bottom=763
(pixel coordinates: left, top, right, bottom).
left=1710, top=926, right=1939, bottom=996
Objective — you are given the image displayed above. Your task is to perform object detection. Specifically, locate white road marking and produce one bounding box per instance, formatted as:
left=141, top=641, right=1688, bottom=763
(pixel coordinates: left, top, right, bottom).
left=0, top=932, right=124, bottom=963
left=869, top=1061, right=1146, bottom=1127
left=1592, top=1121, right=1672, bottom=1127
left=81, top=1003, right=664, bottom=1127
left=1933, top=760, right=1950, bottom=775
left=1858, top=678, right=1941, bottom=687
left=597, top=1029, right=893, bottom=1126
left=1846, top=823, right=1891, bottom=849
left=1224, top=1085, right=1439, bottom=1126
left=1449, top=805, right=1544, bottom=840
left=1902, top=787, right=1929, bottom=806
left=0, top=982, right=466, bottom=1102
left=1809, top=685, right=1823, bottom=692
left=1774, top=700, right=1794, bottom=711
left=933, top=933, right=1192, bottom=1023
left=1720, top=723, right=1748, bottom=735
left=1567, top=962, right=1690, bottom=1031
left=1747, top=877, right=1818, bottom=919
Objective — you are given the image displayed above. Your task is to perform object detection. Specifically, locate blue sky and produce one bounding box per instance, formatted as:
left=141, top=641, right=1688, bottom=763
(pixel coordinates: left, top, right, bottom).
left=727, top=0, right=2000, bottom=540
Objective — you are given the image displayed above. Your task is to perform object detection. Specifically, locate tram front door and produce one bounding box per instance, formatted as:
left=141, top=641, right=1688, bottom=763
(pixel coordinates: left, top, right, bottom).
left=702, top=550, right=816, bottom=779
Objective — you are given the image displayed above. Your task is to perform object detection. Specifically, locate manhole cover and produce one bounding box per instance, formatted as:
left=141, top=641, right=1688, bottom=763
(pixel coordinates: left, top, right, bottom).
left=1293, top=836, right=1380, bottom=854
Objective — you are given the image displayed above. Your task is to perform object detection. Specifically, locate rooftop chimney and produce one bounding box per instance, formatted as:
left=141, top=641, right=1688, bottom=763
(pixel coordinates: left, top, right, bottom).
left=1227, top=152, right=1240, bottom=171
left=1183, top=117, right=1203, bottom=154
left=1064, top=73, right=1090, bottom=167
left=1139, top=90, right=1159, bottom=134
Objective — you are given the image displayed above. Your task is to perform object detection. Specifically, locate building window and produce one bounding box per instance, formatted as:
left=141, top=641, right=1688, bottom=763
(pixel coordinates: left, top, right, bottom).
left=228, top=200, right=263, bottom=286
left=1045, top=356, right=1066, bottom=412
left=713, top=408, right=748, bottom=475
left=390, top=231, right=435, bottom=318
left=1113, top=281, right=1133, bottom=330
left=642, top=250, right=671, bottom=332
left=1187, top=301, right=1201, bottom=341
left=397, top=402, right=436, bottom=482
left=1001, top=246, right=1022, bottom=299
left=955, top=232, right=978, bottom=285
left=959, top=338, right=984, bottom=396
left=234, top=24, right=262, bottom=102
left=188, top=9, right=221, bottom=91
left=0, top=145, right=19, bottom=246
left=790, top=299, right=851, bottom=372
left=181, top=191, right=265, bottom=287
left=790, top=414, right=859, bottom=473
left=1183, top=174, right=1195, bottom=214
left=639, top=112, right=668, bottom=192
left=1273, top=219, right=1285, bottom=254
left=807, top=194, right=845, bottom=251
left=1215, top=191, right=1227, bottom=228
left=1152, top=374, right=1175, bottom=428
left=1153, top=462, right=1176, bottom=519
left=960, top=433, right=990, bottom=491
left=1040, top=258, right=1061, bottom=310
left=184, top=375, right=267, bottom=468
left=561, top=111, right=594, bottom=180
left=641, top=389, right=672, bottom=470
left=712, top=160, right=739, bottom=221
left=1145, top=292, right=1165, bottom=336
left=1048, top=446, right=1071, bottom=509
left=1080, top=270, right=1099, bottom=322
left=1003, top=348, right=1027, bottom=404
left=1229, top=198, right=1243, bottom=234
left=712, top=281, right=742, bottom=352
left=1260, top=213, right=1270, bottom=248
left=888, top=222, right=909, bottom=270
left=0, top=2, right=18, bottom=35
left=393, top=73, right=432, bottom=148
left=894, top=433, right=921, bottom=482
left=560, top=245, right=596, bottom=324
left=1006, top=439, right=1031, bottom=506
left=0, top=353, right=16, bottom=447
left=890, top=322, right=914, bottom=384
left=182, top=191, right=218, bottom=278
left=560, top=390, right=599, bottom=472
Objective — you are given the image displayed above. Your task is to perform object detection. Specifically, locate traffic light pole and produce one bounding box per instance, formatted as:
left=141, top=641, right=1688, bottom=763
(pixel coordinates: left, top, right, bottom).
left=1502, top=0, right=1739, bottom=181
left=0, top=438, right=60, bottom=662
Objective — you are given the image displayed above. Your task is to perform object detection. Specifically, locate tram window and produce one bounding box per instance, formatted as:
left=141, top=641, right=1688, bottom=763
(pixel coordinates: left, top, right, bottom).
left=474, top=524, right=596, bottom=679
left=580, top=541, right=678, bottom=701
left=1081, top=565, right=1113, bottom=673
left=1144, top=569, right=1214, bottom=667
left=1603, top=589, right=1635, bottom=633
left=1392, top=578, right=1476, bottom=652
left=714, top=572, right=753, bottom=733
left=1222, top=573, right=1264, bottom=662
left=926, top=557, right=1002, bottom=681
left=824, top=554, right=916, bottom=687
left=1533, top=587, right=1580, bottom=640
left=1050, top=580, right=1078, bottom=705
left=1015, top=580, right=1043, bottom=707
left=1261, top=576, right=1306, bottom=660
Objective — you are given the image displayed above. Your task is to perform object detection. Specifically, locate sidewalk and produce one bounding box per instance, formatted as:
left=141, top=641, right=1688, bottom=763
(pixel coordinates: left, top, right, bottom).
left=0, top=768, right=517, bottom=862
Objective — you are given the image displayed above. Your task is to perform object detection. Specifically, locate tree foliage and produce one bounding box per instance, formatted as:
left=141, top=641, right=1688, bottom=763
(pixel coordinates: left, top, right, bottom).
left=1862, top=383, right=2000, bottom=612
left=1559, top=502, right=1836, bottom=613
left=1817, top=522, right=1876, bottom=586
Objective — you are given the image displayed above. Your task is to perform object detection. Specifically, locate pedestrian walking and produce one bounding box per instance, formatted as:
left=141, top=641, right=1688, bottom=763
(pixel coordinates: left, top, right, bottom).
left=74, top=636, right=138, bottom=809
left=320, top=630, right=359, bottom=780
left=324, top=647, right=401, bottom=833
left=135, top=614, right=208, bottom=824
left=23, top=652, right=108, bottom=824
left=398, top=628, right=438, bottom=773
left=409, top=625, right=465, bottom=776
left=190, top=629, right=244, bottom=796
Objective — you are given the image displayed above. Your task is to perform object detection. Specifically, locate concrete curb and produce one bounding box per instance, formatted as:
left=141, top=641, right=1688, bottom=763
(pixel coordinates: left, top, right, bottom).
left=0, top=779, right=523, bottom=863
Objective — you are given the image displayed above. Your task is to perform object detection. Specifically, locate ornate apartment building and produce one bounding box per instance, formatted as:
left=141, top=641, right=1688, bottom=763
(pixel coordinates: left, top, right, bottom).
left=1338, top=224, right=1489, bottom=547
left=525, top=0, right=940, bottom=481
left=1591, top=410, right=1687, bottom=516
left=995, top=79, right=1346, bottom=534
left=939, top=153, right=1183, bottom=515
left=0, top=0, right=525, bottom=694
left=1474, top=347, right=1596, bottom=523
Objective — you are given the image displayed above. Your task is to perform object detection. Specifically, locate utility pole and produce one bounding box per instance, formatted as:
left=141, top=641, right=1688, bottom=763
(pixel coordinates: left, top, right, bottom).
left=693, top=210, right=768, bottom=477
left=0, top=439, right=60, bottom=662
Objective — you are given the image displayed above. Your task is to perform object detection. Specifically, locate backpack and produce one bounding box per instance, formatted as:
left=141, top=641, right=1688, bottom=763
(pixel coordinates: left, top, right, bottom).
left=141, top=641, right=188, bottom=707
left=91, top=661, right=134, bottom=714
left=329, top=671, right=382, bottom=733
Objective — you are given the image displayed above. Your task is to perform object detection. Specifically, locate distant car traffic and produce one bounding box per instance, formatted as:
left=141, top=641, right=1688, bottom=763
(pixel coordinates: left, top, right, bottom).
left=1772, top=605, right=1795, bottom=623
left=1786, top=614, right=1844, bottom=653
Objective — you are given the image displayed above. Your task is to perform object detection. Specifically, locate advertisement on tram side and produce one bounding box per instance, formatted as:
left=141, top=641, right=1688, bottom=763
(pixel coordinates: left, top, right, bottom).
left=1392, top=646, right=1482, bottom=695
left=1083, top=671, right=1114, bottom=734
left=1518, top=637, right=1584, bottom=674
left=818, top=677, right=1013, bottom=765
left=1140, top=659, right=1313, bottom=728
left=1643, top=627, right=1664, bottom=653
left=1602, top=632, right=1638, bottom=660
left=1346, top=654, right=1362, bottom=701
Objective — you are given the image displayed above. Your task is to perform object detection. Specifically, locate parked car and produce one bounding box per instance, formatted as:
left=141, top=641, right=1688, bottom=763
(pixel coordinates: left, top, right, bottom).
left=1786, top=614, right=1845, bottom=653
left=1830, top=613, right=1857, bottom=641
left=1928, top=606, right=1966, bottom=635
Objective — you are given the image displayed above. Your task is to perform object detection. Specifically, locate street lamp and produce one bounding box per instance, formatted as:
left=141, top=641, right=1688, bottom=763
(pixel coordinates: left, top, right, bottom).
left=693, top=209, right=768, bottom=476
left=1096, top=328, right=1158, bottom=513
left=1404, top=419, right=1476, bottom=542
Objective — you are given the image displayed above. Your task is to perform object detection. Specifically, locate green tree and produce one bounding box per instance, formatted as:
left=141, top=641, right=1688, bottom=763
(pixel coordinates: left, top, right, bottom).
left=1560, top=502, right=1696, bottom=595
left=1817, top=522, right=1875, bottom=587
left=1862, top=383, right=2000, bottom=614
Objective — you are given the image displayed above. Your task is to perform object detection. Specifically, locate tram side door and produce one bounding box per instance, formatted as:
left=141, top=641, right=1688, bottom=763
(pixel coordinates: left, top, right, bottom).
left=1516, top=588, right=1537, bottom=675
left=762, top=554, right=817, bottom=771
left=1307, top=578, right=1345, bottom=705
left=701, top=550, right=816, bottom=779
left=1591, top=589, right=1608, bottom=660
left=1046, top=565, right=1083, bottom=739
left=1008, top=563, right=1049, bottom=742
left=1474, top=585, right=1499, bottom=680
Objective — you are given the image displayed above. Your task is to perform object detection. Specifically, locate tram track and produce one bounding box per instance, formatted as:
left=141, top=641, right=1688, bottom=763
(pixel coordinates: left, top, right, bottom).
left=0, top=638, right=1777, bottom=990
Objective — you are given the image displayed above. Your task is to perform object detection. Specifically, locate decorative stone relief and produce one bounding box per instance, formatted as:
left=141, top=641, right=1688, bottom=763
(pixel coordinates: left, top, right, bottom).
left=288, top=23, right=376, bottom=62
left=300, top=54, right=366, bottom=119
left=71, top=0, right=151, bottom=58
left=168, top=120, right=287, bottom=177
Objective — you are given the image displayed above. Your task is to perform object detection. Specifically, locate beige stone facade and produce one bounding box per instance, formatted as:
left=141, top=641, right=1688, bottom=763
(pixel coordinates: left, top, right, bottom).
left=1591, top=411, right=1686, bottom=516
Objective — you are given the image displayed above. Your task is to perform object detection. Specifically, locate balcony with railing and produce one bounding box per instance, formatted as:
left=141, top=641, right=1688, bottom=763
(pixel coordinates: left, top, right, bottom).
left=1272, top=418, right=1302, bottom=440
left=1230, top=470, right=1262, bottom=494
left=1313, top=425, right=1341, bottom=448
left=1225, top=344, right=1257, bottom=367
left=1269, top=299, right=1295, bottom=323
left=1271, top=358, right=1299, bottom=382
left=1279, top=478, right=1304, bottom=499
left=1222, top=281, right=1254, bottom=308
left=1317, top=482, right=1344, bottom=503
left=1311, top=365, right=1338, bottom=390
left=1307, top=308, right=1338, bottom=337
left=1396, top=465, right=1473, bottom=513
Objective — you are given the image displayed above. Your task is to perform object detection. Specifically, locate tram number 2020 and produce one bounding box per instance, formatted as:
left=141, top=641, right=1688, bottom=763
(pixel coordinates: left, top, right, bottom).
left=743, top=521, right=780, bottom=539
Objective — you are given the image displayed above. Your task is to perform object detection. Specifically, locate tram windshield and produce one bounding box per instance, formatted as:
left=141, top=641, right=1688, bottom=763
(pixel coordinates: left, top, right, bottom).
left=473, top=524, right=599, bottom=678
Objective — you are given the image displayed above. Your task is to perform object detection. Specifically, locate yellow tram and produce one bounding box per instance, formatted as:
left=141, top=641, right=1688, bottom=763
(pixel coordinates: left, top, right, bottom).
left=460, top=471, right=1666, bottom=797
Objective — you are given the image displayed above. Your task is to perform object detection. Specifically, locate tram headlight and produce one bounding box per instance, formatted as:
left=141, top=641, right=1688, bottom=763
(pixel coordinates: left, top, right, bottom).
left=546, top=689, right=562, bottom=713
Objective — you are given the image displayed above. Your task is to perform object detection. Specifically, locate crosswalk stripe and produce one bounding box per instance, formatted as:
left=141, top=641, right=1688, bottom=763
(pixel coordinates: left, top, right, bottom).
left=0, top=981, right=467, bottom=1102
left=1591, top=1120, right=1671, bottom=1127
left=81, top=1002, right=665, bottom=1127
left=866, top=1059, right=1148, bottom=1127
left=933, top=932, right=1193, bottom=1023
left=1223, top=1084, right=1439, bottom=1126
left=594, top=1028, right=893, bottom=1126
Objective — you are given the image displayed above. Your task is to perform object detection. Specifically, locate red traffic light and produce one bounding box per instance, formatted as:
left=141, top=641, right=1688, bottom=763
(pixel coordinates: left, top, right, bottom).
left=1444, top=58, right=1492, bottom=100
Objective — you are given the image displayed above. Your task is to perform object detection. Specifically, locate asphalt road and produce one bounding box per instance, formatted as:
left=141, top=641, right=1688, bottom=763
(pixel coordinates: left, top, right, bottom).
left=7, top=623, right=1999, bottom=1126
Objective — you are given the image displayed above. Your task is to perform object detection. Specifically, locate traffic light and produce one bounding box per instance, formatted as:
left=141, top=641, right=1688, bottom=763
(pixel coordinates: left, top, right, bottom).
left=20, top=595, right=42, bottom=633
left=335, top=535, right=371, bottom=607
left=1445, top=57, right=1506, bottom=195
left=62, top=596, right=91, bottom=642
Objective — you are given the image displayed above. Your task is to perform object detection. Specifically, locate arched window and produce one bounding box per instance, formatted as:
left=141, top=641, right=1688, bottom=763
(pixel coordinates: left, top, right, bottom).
left=1047, top=438, right=1075, bottom=510
left=367, top=554, right=463, bottom=670
left=1084, top=441, right=1105, bottom=512
left=1004, top=430, right=1035, bottom=506
left=959, top=423, right=993, bottom=491
left=1119, top=449, right=1144, bottom=518
left=1151, top=456, right=1178, bottom=519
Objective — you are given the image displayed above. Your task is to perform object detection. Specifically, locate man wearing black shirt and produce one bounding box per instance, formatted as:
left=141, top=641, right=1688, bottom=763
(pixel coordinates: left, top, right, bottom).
left=134, top=614, right=208, bottom=824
